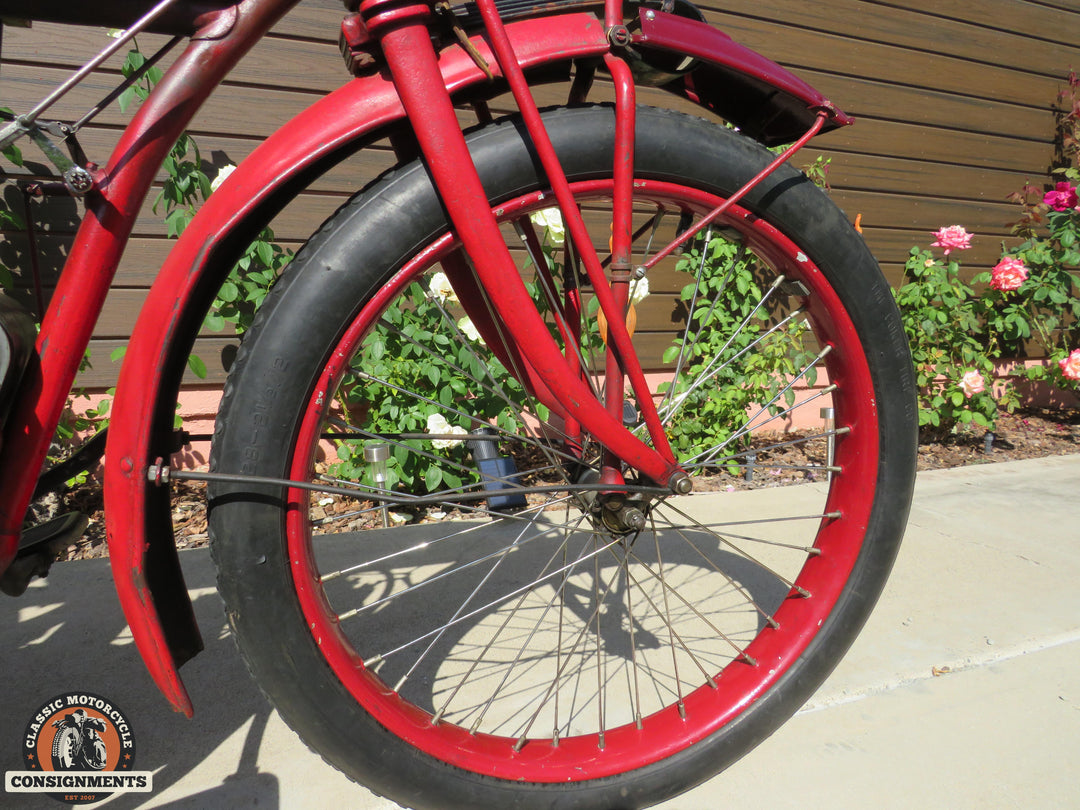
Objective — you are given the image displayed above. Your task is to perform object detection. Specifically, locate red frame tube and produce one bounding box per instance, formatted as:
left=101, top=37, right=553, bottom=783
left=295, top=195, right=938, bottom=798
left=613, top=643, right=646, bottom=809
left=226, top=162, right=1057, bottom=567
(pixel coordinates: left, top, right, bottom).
left=0, top=0, right=297, bottom=577
left=371, top=1, right=680, bottom=485
left=473, top=0, right=678, bottom=477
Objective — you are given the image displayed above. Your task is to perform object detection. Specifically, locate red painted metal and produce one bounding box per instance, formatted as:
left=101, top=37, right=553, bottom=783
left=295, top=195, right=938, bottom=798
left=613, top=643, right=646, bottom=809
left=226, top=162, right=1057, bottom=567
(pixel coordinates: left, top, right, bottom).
left=0, top=0, right=859, bottom=716
left=634, top=8, right=853, bottom=142
left=0, top=0, right=293, bottom=579
left=102, top=13, right=609, bottom=713
left=378, top=9, right=678, bottom=484
left=600, top=53, right=635, bottom=484
left=473, top=0, right=679, bottom=476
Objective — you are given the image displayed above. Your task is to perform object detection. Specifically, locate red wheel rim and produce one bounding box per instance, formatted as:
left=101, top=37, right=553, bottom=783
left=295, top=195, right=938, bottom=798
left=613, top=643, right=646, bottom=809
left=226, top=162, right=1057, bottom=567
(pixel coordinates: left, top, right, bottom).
left=284, top=180, right=879, bottom=781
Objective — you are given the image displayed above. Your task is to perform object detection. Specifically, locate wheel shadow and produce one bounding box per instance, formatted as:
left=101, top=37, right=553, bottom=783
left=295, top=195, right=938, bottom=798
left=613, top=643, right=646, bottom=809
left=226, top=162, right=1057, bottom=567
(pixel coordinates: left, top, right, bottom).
left=310, top=508, right=794, bottom=728
left=0, top=500, right=799, bottom=807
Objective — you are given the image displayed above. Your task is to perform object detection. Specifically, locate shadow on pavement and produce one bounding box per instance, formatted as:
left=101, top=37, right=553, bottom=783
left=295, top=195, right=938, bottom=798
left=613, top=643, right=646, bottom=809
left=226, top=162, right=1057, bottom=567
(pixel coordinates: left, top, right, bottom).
left=0, top=550, right=280, bottom=809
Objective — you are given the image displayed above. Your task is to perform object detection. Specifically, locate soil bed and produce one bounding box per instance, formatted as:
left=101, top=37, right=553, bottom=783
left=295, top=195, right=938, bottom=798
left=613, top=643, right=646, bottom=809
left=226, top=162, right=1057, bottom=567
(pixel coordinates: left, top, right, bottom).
left=57, top=406, right=1080, bottom=562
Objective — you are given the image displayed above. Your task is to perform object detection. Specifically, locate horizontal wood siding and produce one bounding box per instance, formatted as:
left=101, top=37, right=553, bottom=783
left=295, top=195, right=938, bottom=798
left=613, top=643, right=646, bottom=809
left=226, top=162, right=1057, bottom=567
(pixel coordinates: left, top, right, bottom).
left=1, top=0, right=1078, bottom=386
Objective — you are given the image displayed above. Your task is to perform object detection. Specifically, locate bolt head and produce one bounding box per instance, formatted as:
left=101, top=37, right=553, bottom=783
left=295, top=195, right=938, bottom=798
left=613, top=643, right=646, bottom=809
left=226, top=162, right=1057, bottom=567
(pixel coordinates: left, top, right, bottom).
left=670, top=472, right=693, bottom=495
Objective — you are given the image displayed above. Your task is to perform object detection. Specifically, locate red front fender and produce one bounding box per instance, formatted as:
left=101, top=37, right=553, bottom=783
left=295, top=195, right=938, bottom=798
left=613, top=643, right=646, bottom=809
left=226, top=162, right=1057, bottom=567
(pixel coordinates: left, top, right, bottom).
left=103, top=9, right=849, bottom=715
left=104, top=11, right=609, bottom=717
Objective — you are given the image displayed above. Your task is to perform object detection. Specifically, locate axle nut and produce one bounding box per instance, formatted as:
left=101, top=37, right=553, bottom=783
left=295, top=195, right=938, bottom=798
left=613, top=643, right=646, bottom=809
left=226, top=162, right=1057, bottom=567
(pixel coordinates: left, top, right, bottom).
left=669, top=472, right=693, bottom=495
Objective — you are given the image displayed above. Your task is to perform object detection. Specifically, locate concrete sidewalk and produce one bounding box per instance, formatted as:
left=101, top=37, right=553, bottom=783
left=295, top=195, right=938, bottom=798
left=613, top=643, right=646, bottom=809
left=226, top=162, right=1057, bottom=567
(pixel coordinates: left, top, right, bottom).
left=2, top=455, right=1078, bottom=809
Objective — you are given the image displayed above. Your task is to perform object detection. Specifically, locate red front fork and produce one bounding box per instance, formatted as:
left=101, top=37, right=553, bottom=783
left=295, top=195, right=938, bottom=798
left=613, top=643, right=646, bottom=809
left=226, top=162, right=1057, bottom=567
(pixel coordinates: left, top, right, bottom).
left=361, top=0, right=685, bottom=489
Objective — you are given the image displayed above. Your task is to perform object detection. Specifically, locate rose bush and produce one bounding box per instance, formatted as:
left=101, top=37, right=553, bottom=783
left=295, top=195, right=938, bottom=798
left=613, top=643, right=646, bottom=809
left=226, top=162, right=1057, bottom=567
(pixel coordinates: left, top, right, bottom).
left=893, top=229, right=1000, bottom=437
left=898, top=209, right=1079, bottom=437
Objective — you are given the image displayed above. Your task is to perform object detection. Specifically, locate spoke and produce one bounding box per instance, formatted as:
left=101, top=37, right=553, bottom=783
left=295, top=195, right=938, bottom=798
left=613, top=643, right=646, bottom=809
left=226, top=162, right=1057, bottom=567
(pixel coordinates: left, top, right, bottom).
left=731, top=345, right=833, bottom=438
left=651, top=512, right=685, bottom=714
left=657, top=296, right=798, bottom=428
left=324, top=414, right=592, bottom=496
left=512, top=215, right=604, bottom=404
left=667, top=524, right=779, bottom=629
left=657, top=308, right=803, bottom=433
left=694, top=382, right=838, bottom=468
left=364, top=534, right=624, bottom=668
left=334, top=504, right=588, bottom=624
left=655, top=500, right=810, bottom=597
left=649, top=509, right=838, bottom=551
left=702, top=427, right=850, bottom=469
left=665, top=229, right=751, bottom=413
left=619, top=555, right=729, bottom=685
left=392, top=506, right=558, bottom=694
left=427, top=279, right=530, bottom=405
left=447, top=514, right=600, bottom=734
left=623, top=544, right=758, bottom=663
left=636, top=207, right=668, bottom=265
left=430, top=510, right=594, bottom=730
left=554, top=538, right=567, bottom=744
left=312, top=472, right=581, bottom=532
left=338, top=372, right=588, bottom=481
left=320, top=517, right=496, bottom=583
left=315, top=490, right=580, bottom=579
left=594, top=541, right=606, bottom=748
left=513, top=549, right=627, bottom=749
left=623, top=537, right=643, bottom=729
left=450, top=256, right=597, bottom=486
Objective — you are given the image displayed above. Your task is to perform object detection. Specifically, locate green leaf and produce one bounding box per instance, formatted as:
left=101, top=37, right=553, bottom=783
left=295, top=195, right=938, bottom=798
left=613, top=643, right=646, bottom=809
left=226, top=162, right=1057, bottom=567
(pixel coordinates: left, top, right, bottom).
left=187, top=354, right=208, bottom=379
left=203, top=311, right=225, bottom=331
left=165, top=208, right=190, bottom=238
left=217, top=280, right=239, bottom=302
left=256, top=240, right=274, bottom=267
left=424, top=465, right=443, bottom=491
left=2, top=142, right=23, bottom=167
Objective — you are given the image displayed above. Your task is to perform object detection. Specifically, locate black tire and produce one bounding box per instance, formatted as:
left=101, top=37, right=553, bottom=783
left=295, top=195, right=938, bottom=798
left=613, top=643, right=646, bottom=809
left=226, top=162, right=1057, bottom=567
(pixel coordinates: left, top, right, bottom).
left=51, top=724, right=79, bottom=771
left=209, top=105, right=916, bottom=809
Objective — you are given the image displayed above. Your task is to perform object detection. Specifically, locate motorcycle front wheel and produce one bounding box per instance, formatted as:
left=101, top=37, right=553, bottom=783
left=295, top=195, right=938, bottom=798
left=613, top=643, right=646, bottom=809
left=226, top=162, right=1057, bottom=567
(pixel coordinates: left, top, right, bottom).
left=208, top=105, right=917, bottom=809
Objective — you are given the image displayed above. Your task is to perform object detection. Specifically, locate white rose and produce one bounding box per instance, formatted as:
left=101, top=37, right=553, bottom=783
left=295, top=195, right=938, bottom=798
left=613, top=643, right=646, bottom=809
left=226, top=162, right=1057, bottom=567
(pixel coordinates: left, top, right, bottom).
left=457, top=316, right=484, bottom=344
left=428, top=271, right=459, bottom=304
left=529, top=208, right=565, bottom=245
left=210, top=164, right=236, bottom=193
left=426, top=413, right=467, bottom=449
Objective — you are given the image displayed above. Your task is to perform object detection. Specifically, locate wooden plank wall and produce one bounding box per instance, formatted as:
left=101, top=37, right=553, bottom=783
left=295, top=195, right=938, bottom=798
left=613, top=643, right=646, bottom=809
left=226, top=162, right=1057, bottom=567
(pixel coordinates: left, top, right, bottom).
left=1, top=0, right=1078, bottom=387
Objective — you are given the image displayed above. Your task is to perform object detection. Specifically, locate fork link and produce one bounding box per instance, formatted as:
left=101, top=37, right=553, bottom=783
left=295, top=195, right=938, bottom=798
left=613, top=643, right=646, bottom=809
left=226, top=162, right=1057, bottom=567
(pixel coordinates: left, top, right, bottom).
left=365, top=0, right=682, bottom=487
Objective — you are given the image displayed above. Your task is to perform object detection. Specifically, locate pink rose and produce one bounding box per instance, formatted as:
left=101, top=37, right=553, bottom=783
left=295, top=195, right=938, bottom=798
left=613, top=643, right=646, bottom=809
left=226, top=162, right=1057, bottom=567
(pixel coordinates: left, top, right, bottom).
left=989, top=256, right=1028, bottom=292
left=959, top=370, right=985, bottom=399
left=1043, top=182, right=1079, bottom=212
left=1059, top=349, right=1080, bottom=381
left=931, top=225, right=972, bottom=256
